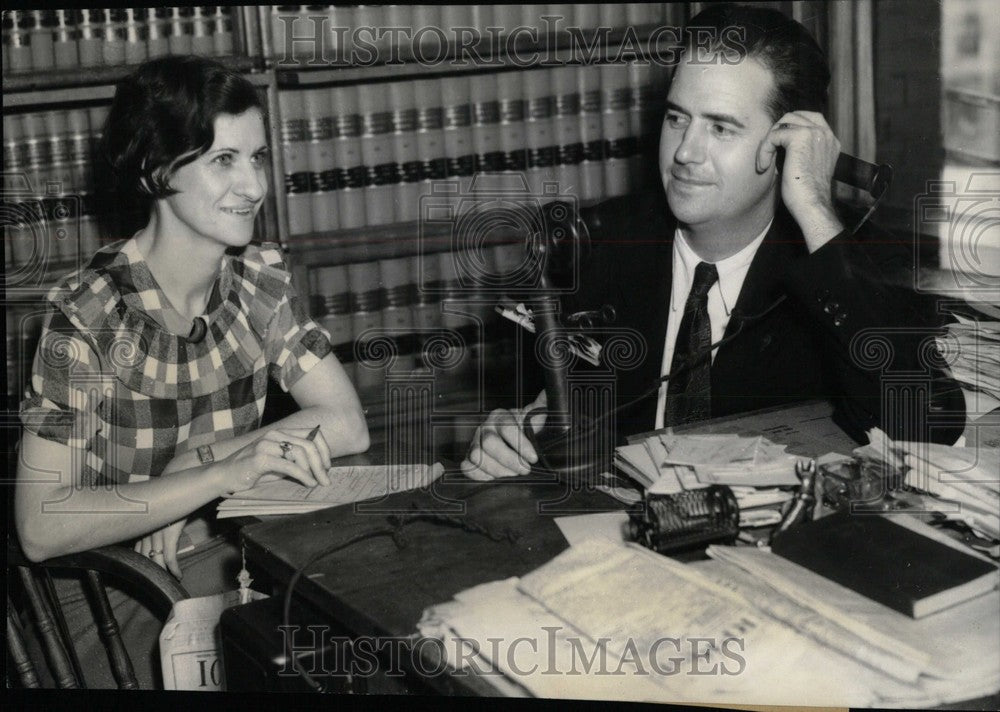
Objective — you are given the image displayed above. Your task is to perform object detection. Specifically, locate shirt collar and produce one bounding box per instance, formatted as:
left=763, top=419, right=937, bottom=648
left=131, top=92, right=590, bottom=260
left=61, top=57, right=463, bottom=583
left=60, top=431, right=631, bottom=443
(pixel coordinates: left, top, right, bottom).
left=672, top=219, right=773, bottom=314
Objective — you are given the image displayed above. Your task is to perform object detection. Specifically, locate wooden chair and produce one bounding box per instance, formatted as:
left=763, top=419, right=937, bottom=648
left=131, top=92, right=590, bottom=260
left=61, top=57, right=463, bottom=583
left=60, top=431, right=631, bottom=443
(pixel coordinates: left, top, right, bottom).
left=7, top=541, right=190, bottom=689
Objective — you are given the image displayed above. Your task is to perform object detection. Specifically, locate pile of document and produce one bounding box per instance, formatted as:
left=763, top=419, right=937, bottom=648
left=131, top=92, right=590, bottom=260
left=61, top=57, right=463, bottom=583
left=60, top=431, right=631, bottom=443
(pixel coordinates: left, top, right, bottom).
left=859, top=428, right=999, bottom=541
left=937, top=316, right=1000, bottom=402
left=418, top=536, right=999, bottom=706
left=614, top=432, right=799, bottom=525
left=216, top=463, right=444, bottom=518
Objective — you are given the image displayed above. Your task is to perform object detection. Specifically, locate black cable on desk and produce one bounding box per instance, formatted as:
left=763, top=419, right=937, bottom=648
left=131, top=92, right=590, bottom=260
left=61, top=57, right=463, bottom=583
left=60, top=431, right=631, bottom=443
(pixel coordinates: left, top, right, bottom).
left=280, top=506, right=522, bottom=692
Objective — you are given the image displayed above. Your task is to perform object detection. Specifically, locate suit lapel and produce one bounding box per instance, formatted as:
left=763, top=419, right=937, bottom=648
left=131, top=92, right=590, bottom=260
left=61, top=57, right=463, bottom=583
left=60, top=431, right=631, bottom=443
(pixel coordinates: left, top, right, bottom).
left=721, top=209, right=804, bottom=342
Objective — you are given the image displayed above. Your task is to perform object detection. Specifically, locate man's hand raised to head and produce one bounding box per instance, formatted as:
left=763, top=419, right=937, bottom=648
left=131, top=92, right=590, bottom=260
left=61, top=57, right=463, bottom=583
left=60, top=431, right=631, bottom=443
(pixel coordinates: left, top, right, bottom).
left=758, top=111, right=845, bottom=252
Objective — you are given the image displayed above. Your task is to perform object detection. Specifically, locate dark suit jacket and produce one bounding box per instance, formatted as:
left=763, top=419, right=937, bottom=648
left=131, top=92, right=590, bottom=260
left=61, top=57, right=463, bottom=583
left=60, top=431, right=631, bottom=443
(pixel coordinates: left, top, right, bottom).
left=524, top=189, right=965, bottom=445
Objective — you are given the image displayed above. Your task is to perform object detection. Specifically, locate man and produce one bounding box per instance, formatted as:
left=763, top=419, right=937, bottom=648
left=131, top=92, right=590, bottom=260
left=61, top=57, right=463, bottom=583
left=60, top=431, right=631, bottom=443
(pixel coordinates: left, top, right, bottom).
left=462, top=4, right=963, bottom=480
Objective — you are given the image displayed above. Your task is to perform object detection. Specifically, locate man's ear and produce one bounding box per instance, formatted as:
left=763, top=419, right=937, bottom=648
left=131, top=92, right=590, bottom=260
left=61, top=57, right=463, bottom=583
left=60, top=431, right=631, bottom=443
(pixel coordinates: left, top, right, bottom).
left=756, top=140, right=784, bottom=176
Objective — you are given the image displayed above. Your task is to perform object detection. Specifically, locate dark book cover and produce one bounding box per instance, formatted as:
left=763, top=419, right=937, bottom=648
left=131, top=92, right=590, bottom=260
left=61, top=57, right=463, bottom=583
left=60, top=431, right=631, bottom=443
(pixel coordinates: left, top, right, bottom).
left=771, top=511, right=999, bottom=618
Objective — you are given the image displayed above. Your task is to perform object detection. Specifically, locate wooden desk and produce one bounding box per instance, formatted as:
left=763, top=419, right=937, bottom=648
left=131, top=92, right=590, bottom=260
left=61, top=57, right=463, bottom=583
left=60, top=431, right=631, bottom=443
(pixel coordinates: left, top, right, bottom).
left=235, top=401, right=854, bottom=694
left=234, top=401, right=997, bottom=705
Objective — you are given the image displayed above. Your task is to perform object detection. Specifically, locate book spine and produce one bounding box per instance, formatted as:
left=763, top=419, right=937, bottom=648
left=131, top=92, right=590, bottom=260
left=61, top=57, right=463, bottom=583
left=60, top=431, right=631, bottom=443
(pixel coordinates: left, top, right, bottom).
left=380, top=256, right=417, bottom=372
left=410, top=5, right=442, bottom=59
left=213, top=7, right=234, bottom=56
left=411, top=251, right=441, bottom=372
left=6, top=11, right=34, bottom=73
left=412, top=78, right=447, bottom=219
left=389, top=79, right=421, bottom=223
left=352, top=5, right=384, bottom=62
left=574, top=4, right=601, bottom=32
left=437, top=250, right=474, bottom=382
left=551, top=65, right=584, bottom=200
left=470, top=72, right=504, bottom=176
left=492, top=6, right=522, bottom=38
left=145, top=9, right=170, bottom=59
left=22, top=111, right=49, bottom=197
left=358, top=83, right=397, bottom=226
left=102, top=9, right=127, bottom=68
left=52, top=9, right=79, bottom=70
left=29, top=10, right=55, bottom=72
left=4, top=114, right=25, bottom=270
left=77, top=10, right=103, bottom=67
left=521, top=4, right=548, bottom=38
left=123, top=8, right=147, bottom=66
left=67, top=107, right=99, bottom=258
left=441, top=76, right=475, bottom=210
left=600, top=62, right=633, bottom=199
left=277, top=90, right=313, bottom=237
left=600, top=5, right=626, bottom=31
left=626, top=3, right=659, bottom=30
left=303, top=87, right=339, bottom=234
left=191, top=7, right=214, bottom=57
left=328, top=5, right=357, bottom=63
left=168, top=7, right=193, bottom=56
left=577, top=64, right=605, bottom=203
left=628, top=59, right=652, bottom=190
left=347, top=260, right=386, bottom=392
left=314, top=264, right=354, bottom=381
left=497, top=70, right=529, bottom=183
left=42, top=109, right=76, bottom=263
left=470, top=5, right=495, bottom=55
left=524, top=68, right=559, bottom=199
left=330, top=85, right=367, bottom=230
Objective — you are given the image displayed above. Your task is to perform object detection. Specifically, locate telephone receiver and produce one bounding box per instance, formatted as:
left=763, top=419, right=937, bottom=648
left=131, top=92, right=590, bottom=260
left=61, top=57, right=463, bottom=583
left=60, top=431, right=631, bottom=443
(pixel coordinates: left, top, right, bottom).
left=833, top=153, right=893, bottom=199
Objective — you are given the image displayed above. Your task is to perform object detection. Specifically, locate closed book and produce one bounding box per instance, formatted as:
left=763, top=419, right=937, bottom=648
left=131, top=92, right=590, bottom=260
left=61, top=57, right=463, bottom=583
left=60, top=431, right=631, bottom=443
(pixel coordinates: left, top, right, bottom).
left=277, top=90, right=313, bottom=237
left=771, top=511, right=999, bottom=619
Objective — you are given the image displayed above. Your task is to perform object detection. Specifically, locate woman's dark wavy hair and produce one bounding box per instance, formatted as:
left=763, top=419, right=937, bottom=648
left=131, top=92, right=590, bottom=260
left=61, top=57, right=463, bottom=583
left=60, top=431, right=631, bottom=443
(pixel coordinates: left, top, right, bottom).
left=101, top=55, right=265, bottom=199
left=682, top=3, right=831, bottom=121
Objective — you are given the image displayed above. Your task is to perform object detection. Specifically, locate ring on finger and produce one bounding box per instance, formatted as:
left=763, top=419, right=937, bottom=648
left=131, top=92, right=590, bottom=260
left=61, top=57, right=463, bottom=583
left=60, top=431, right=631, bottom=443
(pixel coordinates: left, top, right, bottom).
left=279, top=441, right=294, bottom=461
left=148, top=550, right=163, bottom=558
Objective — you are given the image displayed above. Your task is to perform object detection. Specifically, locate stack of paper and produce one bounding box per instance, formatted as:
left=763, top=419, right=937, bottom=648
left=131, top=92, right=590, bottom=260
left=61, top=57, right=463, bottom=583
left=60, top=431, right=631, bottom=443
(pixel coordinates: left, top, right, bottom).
left=617, top=433, right=800, bottom=489
left=937, top=316, right=1000, bottom=401
left=216, top=463, right=444, bottom=518
left=417, top=537, right=997, bottom=706
left=860, top=428, right=999, bottom=540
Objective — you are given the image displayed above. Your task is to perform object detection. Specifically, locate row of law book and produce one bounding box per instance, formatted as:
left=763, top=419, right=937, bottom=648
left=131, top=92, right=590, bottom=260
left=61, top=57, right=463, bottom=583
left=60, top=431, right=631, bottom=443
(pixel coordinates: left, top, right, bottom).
left=4, top=108, right=113, bottom=269
left=309, top=243, right=524, bottom=391
left=269, top=4, right=676, bottom=64
left=279, top=60, right=668, bottom=235
left=3, top=8, right=237, bottom=74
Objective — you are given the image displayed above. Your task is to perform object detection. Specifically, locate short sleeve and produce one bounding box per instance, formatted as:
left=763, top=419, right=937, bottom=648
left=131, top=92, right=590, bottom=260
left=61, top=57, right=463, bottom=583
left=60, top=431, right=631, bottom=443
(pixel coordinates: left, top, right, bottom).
left=20, top=308, right=105, bottom=449
left=264, top=273, right=333, bottom=392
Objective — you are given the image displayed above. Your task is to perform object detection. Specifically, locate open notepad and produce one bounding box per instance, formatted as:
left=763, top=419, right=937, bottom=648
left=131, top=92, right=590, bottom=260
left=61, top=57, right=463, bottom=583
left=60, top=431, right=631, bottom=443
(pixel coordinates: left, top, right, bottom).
left=216, top=462, right=445, bottom=518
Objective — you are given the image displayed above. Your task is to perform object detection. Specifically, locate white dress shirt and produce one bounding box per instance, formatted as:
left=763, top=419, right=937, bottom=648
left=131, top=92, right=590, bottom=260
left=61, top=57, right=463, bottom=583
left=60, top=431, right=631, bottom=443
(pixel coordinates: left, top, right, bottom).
left=653, top=221, right=772, bottom=430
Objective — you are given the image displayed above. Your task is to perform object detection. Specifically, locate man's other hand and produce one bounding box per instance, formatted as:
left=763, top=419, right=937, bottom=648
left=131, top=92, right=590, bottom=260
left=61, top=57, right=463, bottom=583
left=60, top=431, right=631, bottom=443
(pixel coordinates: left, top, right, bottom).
left=758, top=111, right=844, bottom=251
left=461, top=407, right=547, bottom=480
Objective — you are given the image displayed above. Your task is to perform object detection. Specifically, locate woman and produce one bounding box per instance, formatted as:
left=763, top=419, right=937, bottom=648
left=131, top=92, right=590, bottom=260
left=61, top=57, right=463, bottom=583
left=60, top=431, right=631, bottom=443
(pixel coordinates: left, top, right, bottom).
left=15, top=55, right=369, bottom=687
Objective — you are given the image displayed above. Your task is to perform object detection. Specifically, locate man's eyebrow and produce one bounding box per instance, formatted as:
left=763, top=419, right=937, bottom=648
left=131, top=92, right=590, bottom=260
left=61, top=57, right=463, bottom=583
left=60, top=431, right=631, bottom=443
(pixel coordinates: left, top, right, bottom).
left=666, top=101, right=747, bottom=130
left=702, top=112, right=747, bottom=129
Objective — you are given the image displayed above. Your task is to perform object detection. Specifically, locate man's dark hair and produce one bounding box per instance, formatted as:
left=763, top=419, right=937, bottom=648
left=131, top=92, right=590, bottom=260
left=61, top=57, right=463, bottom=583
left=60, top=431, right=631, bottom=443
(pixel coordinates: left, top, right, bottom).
left=683, top=3, right=831, bottom=121
left=101, top=55, right=265, bottom=199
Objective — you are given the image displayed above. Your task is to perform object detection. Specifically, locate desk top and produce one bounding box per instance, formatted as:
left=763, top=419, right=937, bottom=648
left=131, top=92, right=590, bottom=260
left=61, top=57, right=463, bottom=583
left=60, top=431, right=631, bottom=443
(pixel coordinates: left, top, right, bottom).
left=239, top=401, right=997, bottom=704
left=241, top=401, right=855, bottom=643
left=242, top=475, right=618, bottom=641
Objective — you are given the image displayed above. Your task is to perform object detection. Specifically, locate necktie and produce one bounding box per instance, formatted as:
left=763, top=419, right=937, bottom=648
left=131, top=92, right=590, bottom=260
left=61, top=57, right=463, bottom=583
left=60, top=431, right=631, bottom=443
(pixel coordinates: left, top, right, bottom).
left=663, top=261, right=719, bottom=426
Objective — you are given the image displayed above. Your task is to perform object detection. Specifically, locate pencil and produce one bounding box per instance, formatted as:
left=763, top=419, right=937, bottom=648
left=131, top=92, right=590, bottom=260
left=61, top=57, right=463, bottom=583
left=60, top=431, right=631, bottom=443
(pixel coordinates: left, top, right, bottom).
left=307, top=425, right=321, bottom=441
